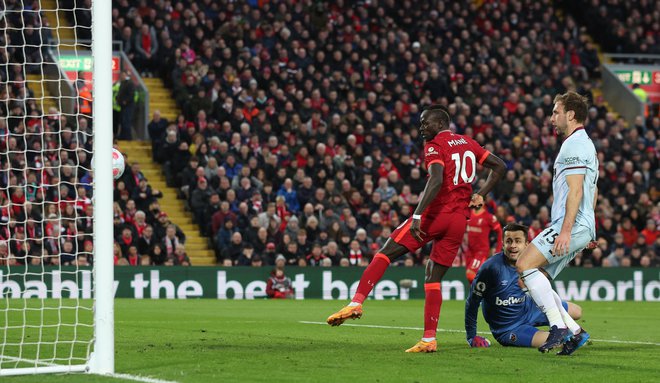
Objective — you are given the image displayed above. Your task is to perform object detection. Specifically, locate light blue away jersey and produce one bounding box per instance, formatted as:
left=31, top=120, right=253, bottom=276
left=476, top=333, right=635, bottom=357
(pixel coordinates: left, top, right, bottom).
left=551, top=128, right=598, bottom=237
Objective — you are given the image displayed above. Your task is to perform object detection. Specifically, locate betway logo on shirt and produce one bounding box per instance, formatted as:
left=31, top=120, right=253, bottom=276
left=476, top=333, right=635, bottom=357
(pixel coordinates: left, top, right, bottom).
left=447, top=138, right=468, bottom=147
left=495, top=295, right=526, bottom=306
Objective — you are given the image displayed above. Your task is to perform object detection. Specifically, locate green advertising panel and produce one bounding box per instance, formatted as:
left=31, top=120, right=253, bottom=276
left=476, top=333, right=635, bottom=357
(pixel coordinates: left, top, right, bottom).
left=1, top=267, right=659, bottom=301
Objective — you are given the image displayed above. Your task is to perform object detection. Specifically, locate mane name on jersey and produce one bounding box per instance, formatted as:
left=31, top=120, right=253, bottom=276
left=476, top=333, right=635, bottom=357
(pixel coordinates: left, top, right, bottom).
left=447, top=138, right=468, bottom=147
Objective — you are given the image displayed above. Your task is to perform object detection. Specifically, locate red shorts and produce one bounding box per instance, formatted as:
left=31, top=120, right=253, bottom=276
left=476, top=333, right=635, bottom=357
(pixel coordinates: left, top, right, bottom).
left=464, top=249, right=489, bottom=272
left=391, top=213, right=467, bottom=267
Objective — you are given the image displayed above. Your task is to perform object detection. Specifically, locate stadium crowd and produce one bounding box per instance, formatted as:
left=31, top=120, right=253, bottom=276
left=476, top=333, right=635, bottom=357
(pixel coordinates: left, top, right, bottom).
left=563, top=0, right=659, bottom=57
left=127, top=0, right=658, bottom=269
left=0, top=0, right=193, bottom=266
left=0, top=1, right=657, bottom=269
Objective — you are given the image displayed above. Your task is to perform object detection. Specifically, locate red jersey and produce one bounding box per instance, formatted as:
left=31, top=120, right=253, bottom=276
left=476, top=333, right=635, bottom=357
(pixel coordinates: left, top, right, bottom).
left=466, top=209, right=502, bottom=254
left=423, top=130, right=490, bottom=219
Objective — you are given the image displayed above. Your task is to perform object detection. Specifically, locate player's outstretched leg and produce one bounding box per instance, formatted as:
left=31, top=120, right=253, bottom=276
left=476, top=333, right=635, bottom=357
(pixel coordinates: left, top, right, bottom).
left=327, top=240, right=408, bottom=326
left=557, top=328, right=590, bottom=356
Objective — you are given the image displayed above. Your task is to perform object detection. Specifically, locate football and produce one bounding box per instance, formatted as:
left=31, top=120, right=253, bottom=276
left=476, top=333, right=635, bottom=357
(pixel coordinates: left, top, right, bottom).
left=112, top=148, right=125, bottom=180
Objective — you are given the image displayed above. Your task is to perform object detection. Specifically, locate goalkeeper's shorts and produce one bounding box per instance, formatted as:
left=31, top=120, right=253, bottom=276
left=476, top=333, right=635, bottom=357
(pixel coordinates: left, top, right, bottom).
left=493, top=301, right=569, bottom=347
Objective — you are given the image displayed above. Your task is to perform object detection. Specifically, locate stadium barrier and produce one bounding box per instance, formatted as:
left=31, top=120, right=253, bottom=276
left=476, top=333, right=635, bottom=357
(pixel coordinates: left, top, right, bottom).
left=1, top=267, right=659, bottom=301
left=601, top=63, right=648, bottom=125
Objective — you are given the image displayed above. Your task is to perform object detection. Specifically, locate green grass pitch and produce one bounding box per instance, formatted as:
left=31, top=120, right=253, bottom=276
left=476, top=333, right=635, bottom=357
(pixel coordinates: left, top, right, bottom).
left=3, top=299, right=660, bottom=382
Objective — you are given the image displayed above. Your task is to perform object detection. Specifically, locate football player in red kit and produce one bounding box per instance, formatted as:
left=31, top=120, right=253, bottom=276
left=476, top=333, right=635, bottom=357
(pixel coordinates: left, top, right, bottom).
left=326, top=105, right=506, bottom=352
left=465, top=203, right=502, bottom=284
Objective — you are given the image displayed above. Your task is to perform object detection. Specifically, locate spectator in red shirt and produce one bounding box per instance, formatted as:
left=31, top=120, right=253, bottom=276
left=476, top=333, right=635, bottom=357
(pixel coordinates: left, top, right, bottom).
left=618, top=217, right=639, bottom=248
left=266, top=267, right=294, bottom=299
left=640, top=219, right=658, bottom=246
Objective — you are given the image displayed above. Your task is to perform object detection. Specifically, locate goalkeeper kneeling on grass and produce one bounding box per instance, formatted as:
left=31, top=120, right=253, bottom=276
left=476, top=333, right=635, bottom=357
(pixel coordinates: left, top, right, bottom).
left=465, top=223, right=587, bottom=354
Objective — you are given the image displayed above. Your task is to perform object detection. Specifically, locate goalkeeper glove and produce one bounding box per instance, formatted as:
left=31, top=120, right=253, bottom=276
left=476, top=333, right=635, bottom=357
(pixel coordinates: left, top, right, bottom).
left=468, top=336, right=491, bottom=348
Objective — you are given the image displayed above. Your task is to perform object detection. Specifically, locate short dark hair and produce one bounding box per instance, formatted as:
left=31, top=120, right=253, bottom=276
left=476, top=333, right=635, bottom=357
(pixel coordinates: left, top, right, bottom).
left=503, top=223, right=529, bottom=240
left=553, top=91, right=589, bottom=124
left=423, top=104, right=451, bottom=128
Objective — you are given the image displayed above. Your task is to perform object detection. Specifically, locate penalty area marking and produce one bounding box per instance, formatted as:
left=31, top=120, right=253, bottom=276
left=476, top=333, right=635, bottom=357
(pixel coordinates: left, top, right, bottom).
left=299, top=321, right=660, bottom=346
left=108, top=373, right=181, bottom=383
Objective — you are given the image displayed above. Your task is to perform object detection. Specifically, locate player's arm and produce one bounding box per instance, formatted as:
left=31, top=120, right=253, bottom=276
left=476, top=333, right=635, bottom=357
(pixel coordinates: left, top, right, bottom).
left=470, top=153, right=506, bottom=208
left=554, top=173, right=584, bottom=257
left=465, top=269, right=491, bottom=348
left=410, top=162, right=443, bottom=242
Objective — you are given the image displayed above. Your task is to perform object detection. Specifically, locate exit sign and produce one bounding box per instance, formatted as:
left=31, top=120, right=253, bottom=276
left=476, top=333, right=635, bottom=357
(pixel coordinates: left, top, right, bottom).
left=615, top=70, right=653, bottom=85
left=59, top=56, right=93, bottom=71
left=58, top=56, right=121, bottom=72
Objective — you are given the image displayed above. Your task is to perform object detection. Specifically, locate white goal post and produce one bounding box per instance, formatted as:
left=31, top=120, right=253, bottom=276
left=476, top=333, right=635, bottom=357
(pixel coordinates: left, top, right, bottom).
left=0, top=0, right=114, bottom=376
left=90, top=0, right=115, bottom=375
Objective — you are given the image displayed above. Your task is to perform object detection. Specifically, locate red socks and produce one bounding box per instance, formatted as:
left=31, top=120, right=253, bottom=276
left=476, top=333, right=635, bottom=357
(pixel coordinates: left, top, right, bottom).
left=352, top=254, right=443, bottom=341
left=352, top=253, right=390, bottom=304
left=423, top=282, right=442, bottom=339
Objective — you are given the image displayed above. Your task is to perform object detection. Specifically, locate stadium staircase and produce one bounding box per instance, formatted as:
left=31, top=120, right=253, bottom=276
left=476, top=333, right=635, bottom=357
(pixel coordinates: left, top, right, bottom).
left=40, top=0, right=78, bottom=46
left=142, top=78, right=179, bottom=122
left=26, top=0, right=78, bottom=113
left=117, top=140, right=216, bottom=265
left=26, top=74, right=57, bottom=112
left=37, top=1, right=213, bottom=265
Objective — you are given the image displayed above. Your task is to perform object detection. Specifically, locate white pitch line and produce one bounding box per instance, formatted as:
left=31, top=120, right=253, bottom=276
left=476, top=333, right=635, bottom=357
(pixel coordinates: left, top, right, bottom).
left=108, top=373, right=181, bottom=383
left=300, top=321, right=660, bottom=346
left=300, top=320, right=491, bottom=335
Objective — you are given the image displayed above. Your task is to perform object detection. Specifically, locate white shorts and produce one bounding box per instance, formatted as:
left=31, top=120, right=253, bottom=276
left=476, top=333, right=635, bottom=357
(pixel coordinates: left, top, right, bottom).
left=530, top=223, right=593, bottom=280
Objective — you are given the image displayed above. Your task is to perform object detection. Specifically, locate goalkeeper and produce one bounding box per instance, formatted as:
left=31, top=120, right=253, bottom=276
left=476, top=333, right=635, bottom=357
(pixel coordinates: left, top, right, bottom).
left=465, top=223, right=587, bottom=354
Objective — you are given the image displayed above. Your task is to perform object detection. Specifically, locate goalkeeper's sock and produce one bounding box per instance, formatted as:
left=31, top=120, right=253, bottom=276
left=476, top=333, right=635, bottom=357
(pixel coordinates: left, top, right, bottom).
left=423, top=282, right=442, bottom=339
left=520, top=269, right=566, bottom=328
left=351, top=253, right=390, bottom=304
left=552, top=290, right=581, bottom=335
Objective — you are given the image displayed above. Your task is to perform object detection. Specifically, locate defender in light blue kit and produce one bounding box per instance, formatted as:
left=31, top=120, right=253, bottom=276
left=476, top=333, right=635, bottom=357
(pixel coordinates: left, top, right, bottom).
left=516, top=91, right=596, bottom=354
left=533, top=119, right=598, bottom=279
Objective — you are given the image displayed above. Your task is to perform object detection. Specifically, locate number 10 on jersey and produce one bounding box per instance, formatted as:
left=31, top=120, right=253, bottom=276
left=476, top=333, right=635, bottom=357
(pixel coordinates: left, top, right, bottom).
left=451, top=150, right=476, bottom=185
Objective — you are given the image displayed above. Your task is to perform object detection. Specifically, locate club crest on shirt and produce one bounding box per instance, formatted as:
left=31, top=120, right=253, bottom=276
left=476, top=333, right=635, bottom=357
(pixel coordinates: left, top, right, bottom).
left=509, top=333, right=517, bottom=343
left=474, top=281, right=486, bottom=296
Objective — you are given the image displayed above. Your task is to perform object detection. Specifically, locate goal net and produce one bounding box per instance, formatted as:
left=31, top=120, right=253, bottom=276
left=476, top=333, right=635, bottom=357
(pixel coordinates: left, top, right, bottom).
left=0, top=0, right=113, bottom=376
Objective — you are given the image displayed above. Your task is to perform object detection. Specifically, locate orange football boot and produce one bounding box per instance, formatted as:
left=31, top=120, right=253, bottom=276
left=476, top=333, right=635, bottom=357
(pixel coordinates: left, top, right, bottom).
left=405, top=339, right=437, bottom=353
left=326, top=304, right=363, bottom=326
